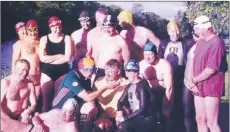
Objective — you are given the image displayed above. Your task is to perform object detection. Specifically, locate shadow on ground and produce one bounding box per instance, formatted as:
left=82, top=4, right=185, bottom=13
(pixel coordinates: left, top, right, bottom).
left=219, top=102, right=229, bottom=132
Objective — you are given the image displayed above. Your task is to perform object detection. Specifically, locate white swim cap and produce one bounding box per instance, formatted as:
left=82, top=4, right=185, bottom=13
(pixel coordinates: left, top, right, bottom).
left=194, top=15, right=212, bottom=29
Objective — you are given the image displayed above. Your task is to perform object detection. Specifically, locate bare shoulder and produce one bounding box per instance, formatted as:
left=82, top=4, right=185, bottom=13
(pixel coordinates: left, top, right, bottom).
left=116, top=35, right=126, bottom=45
left=40, top=35, right=48, bottom=42
left=13, top=40, right=21, bottom=49
left=159, top=59, right=171, bottom=69
left=71, top=29, right=82, bottom=38
left=1, top=77, right=10, bottom=87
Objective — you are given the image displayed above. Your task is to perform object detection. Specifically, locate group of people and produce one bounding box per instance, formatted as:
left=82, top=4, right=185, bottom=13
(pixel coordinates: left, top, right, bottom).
left=1, top=8, right=228, bottom=132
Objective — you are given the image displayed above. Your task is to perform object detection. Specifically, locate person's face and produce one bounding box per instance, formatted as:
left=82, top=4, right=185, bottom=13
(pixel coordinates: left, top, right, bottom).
left=62, top=109, right=75, bottom=122
left=125, top=71, right=136, bottom=82
left=80, top=19, right=91, bottom=30
left=144, top=51, right=156, bottom=64
left=103, top=24, right=116, bottom=36
left=15, top=62, right=29, bottom=81
left=95, top=13, right=107, bottom=26
left=168, top=29, right=179, bottom=41
left=17, top=27, right=27, bottom=40
left=26, top=26, right=38, bottom=40
left=50, top=25, right=62, bottom=35
left=193, top=26, right=207, bottom=38
left=105, top=66, right=120, bottom=81
left=80, top=67, right=95, bottom=79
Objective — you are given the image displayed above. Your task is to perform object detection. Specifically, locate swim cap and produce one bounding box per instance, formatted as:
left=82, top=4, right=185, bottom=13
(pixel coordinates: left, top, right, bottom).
left=48, top=16, right=62, bottom=27
left=26, top=20, right=38, bottom=31
left=144, top=42, right=157, bottom=55
left=167, top=21, right=179, bottom=32
left=62, top=98, right=78, bottom=111
left=15, top=22, right=25, bottom=32
left=117, top=10, right=133, bottom=24
left=78, top=58, right=95, bottom=71
left=103, top=15, right=117, bottom=26
left=78, top=10, right=90, bottom=21
left=194, top=15, right=212, bottom=29
left=125, top=59, right=139, bottom=73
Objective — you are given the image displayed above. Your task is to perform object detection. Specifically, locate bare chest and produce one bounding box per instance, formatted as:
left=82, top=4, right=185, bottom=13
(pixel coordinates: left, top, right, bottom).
left=21, top=42, right=39, bottom=55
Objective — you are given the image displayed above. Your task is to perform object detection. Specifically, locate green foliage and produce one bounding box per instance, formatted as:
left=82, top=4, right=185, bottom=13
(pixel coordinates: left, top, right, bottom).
left=186, top=1, right=229, bottom=38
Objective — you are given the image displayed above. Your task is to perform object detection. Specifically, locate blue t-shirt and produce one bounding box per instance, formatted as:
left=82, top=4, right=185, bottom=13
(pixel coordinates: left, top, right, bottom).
left=52, top=70, right=91, bottom=109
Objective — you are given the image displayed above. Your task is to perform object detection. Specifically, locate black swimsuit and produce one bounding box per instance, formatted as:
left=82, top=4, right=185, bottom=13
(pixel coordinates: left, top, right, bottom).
left=40, top=35, right=69, bottom=82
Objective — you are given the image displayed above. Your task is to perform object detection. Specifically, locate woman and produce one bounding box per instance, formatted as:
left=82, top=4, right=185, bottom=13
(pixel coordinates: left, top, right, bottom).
left=39, top=16, right=73, bottom=112
left=116, top=59, right=156, bottom=132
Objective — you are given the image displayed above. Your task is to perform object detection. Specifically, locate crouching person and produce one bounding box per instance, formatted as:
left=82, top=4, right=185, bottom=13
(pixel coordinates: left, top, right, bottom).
left=116, top=59, right=156, bottom=132
left=93, top=59, right=130, bottom=132
left=52, top=58, right=116, bottom=132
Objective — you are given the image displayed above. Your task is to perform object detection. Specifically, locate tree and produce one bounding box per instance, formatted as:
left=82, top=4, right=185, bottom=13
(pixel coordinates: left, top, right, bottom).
left=186, top=1, right=229, bottom=38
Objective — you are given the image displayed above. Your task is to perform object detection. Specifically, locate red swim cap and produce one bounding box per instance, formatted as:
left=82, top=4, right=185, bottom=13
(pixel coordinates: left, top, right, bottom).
left=48, top=16, right=62, bottom=27
left=15, top=22, right=25, bottom=32
left=26, top=20, right=38, bottom=28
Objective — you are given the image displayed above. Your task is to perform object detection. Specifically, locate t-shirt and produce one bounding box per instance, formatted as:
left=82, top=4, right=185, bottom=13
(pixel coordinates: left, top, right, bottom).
left=94, top=77, right=130, bottom=118
left=53, top=70, right=91, bottom=109
left=193, top=36, right=227, bottom=92
left=164, top=41, right=184, bottom=66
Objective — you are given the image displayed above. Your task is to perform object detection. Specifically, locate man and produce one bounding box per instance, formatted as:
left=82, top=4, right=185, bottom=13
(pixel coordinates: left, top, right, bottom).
left=86, top=8, right=108, bottom=59
left=52, top=58, right=119, bottom=132
left=139, top=42, right=173, bottom=132
left=116, top=59, right=156, bottom=132
left=117, top=10, right=161, bottom=62
left=32, top=98, right=79, bottom=132
left=1, top=59, right=37, bottom=126
left=15, top=22, right=27, bottom=40
left=71, top=10, right=92, bottom=70
left=192, top=15, right=228, bottom=132
left=94, top=59, right=130, bottom=131
left=158, top=21, right=195, bottom=131
left=12, top=20, right=41, bottom=100
left=94, top=14, right=130, bottom=73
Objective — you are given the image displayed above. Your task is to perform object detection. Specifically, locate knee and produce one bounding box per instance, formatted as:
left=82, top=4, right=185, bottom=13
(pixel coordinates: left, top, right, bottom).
left=196, top=115, right=206, bottom=125
left=206, top=118, right=218, bottom=129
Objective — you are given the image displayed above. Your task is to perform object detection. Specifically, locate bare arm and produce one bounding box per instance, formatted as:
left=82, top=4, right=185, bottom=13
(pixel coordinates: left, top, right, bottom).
left=163, top=61, right=173, bottom=102
left=39, top=36, right=63, bottom=63
left=193, top=68, right=216, bottom=83
left=51, top=35, right=73, bottom=64
left=120, top=37, right=130, bottom=66
left=78, top=88, right=107, bottom=102
left=86, top=31, right=93, bottom=58
left=25, top=83, right=37, bottom=114
left=146, top=29, right=161, bottom=50
left=12, top=41, right=21, bottom=73
left=1, top=79, right=11, bottom=119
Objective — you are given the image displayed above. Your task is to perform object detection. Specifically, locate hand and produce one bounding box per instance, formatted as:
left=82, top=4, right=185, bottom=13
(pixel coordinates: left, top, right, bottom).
left=115, top=116, right=125, bottom=125
left=20, top=111, right=31, bottom=124
left=105, top=80, right=121, bottom=89
left=189, top=85, right=199, bottom=95
left=162, top=98, right=171, bottom=118
left=192, top=77, right=197, bottom=85
left=31, top=124, right=47, bottom=132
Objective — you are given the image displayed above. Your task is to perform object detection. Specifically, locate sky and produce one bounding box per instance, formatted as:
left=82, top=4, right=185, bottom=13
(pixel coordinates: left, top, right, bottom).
left=99, top=2, right=187, bottom=20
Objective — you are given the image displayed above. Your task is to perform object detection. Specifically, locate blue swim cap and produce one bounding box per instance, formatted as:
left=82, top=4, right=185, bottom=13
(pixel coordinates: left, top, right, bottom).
left=144, top=42, right=157, bottom=55
left=124, top=59, right=139, bottom=73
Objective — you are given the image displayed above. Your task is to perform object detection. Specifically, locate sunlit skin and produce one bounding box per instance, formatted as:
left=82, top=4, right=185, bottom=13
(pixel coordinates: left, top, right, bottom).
left=104, top=66, right=120, bottom=82
left=168, top=29, right=179, bottom=42
left=17, top=27, right=27, bottom=40
left=50, top=25, right=62, bottom=36
left=103, top=24, right=117, bottom=36
left=80, top=19, right=91, bottom=30
left=143, top=51, right=157, bottom=65
left=26, top=26, right=39, bottom=40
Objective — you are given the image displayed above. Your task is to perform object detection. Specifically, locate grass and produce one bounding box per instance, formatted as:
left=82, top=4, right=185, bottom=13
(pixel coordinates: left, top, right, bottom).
left=221, top=54, right=229, bottom=103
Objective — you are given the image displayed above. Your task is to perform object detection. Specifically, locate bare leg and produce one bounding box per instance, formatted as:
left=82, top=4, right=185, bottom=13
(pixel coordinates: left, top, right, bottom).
left=204, top=97, right=221, bottom=132
left=194, top=95, right=208, bottom=132
left=40, top=73, right=54, bottom=112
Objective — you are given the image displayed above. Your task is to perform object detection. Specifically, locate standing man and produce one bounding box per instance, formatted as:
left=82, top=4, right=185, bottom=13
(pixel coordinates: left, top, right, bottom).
left=117, top=10, right=161, bottom=62
left=94, top=14, right=130, bottom=74
left=12, top=20, right=41, bottom=100
left=71, top=10, right=92, bottom=70
left=139, top=42, right=173, bottom=132
left=192, top=15, right=228, bottom=132
left=86, top=8, right=108, bottom=59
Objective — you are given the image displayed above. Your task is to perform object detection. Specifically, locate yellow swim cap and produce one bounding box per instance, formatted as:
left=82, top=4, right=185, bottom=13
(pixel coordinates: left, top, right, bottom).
left=78, top=58, right=95, bottom=70
left=117, top=10, right=133, bottom=24
left=167, top=21, right=179, bottom=32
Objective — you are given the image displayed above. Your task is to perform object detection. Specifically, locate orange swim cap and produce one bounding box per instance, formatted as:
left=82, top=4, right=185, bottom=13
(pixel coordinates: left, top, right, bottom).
left=117, top=10, right=133, bottom=24
left=78, top=58, right=95, bottom=71
left=167, top=21, right=179, bottom=32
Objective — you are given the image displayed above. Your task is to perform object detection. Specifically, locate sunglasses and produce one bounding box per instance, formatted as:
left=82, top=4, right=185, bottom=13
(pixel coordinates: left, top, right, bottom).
left=27, top=27, right=38, bottom=32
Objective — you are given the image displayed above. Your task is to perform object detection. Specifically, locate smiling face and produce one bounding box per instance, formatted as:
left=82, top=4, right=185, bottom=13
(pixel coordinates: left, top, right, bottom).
left=17, top=27, right=27, bottom=40
left=15, top=61, right=30, bottom=81
left=80, top=19, right=91, bottom=30
left=143, top=51, right=156, bottom=64
left=50, top=25, right=62, bottom=35
left=104, top=65, right=120, bottom=81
